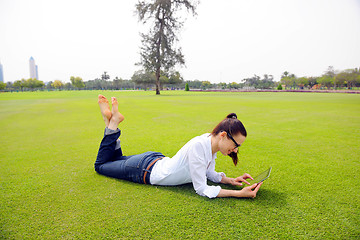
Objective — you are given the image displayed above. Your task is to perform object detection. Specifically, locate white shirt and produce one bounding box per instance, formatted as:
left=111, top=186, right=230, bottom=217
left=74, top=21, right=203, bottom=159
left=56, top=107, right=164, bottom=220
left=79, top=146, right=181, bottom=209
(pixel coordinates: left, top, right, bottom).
left=150, top=133, right=225, bottom=198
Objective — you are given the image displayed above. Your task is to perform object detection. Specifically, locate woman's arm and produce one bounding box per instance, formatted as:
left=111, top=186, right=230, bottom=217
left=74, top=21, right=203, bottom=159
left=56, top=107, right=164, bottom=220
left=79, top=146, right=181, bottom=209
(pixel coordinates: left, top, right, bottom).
left=217, top=182, right=262, bottom=198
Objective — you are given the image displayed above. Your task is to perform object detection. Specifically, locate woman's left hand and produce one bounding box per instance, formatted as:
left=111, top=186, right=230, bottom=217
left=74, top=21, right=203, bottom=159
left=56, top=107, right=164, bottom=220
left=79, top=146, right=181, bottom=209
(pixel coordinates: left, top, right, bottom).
left=222, top=173, right=254, bottom=186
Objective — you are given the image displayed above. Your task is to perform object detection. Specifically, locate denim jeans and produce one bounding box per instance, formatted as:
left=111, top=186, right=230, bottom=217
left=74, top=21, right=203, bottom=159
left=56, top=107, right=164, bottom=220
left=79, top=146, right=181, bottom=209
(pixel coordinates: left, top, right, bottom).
left=94, top=128, right=165, bottom=184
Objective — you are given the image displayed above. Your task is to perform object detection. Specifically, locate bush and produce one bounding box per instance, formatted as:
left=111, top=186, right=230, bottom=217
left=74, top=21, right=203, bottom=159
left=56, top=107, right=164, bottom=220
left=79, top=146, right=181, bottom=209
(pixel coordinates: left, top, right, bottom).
left=185, top=83, right=189, bottom=91
left=277, top=83, right=283, bottom=90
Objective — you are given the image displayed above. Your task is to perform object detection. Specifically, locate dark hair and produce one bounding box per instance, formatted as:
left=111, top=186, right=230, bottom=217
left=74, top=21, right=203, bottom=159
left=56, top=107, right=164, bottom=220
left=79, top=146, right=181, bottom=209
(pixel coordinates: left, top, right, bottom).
left=211, top=113, right=247, bottom=166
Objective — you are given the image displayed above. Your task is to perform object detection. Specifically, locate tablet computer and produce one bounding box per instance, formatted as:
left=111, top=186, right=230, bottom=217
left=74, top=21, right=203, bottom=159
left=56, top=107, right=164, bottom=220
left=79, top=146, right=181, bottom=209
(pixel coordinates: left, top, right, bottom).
left=248, top=167, right=272, bottom=186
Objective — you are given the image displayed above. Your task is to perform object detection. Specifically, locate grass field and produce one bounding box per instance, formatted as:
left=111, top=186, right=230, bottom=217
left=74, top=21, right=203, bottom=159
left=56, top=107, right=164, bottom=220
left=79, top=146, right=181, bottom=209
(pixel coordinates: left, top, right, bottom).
left=0, top=90, right=359, bottom=239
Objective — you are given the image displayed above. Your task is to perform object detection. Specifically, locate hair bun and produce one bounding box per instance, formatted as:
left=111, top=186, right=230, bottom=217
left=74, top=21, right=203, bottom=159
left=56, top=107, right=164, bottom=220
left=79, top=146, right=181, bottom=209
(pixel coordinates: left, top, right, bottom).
left=226, top=113, right=237, bottom=119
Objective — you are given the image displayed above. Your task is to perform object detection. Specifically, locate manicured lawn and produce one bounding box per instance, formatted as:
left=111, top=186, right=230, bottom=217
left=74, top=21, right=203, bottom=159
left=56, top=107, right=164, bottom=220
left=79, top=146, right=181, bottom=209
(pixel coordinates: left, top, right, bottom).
left=0, top=90, right=359, bottom=239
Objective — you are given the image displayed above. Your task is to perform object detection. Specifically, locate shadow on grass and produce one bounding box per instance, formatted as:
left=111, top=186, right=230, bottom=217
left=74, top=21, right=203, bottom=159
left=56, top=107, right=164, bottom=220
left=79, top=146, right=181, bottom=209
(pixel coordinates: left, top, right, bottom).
left=218, top=183, right=288, bottom=205
left=140, top=179, right=287, bottom=208
left=97, top=173, right=288, bottom=209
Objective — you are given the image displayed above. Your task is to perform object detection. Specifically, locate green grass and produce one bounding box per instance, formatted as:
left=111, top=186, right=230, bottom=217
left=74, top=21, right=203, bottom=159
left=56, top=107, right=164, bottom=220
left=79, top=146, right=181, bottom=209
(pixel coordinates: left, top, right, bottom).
left=1, top=90, right=359, bottom=239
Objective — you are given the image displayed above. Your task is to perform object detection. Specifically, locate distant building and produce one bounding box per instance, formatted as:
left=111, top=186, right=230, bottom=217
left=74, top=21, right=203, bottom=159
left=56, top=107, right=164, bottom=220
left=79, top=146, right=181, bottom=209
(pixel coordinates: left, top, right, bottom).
left=29, top=56, right=39, bottom=79
left=0, top=62, right=3, bottom=82
left=35, top=65, right=39, bottom=80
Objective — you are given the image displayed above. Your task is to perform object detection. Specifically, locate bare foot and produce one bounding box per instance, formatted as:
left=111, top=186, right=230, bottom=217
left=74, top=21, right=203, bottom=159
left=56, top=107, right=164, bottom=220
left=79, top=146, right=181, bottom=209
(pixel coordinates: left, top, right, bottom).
left=108, top=97, right=125, bottom=130
left=98, top=94, right=112, bottom=127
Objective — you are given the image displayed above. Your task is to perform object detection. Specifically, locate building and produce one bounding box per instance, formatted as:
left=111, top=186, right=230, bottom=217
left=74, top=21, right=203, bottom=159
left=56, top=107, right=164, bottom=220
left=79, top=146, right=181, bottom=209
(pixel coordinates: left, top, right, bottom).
left=0, top=62, right=3, bottom=82
left=29, top=56, right=39, bottom=80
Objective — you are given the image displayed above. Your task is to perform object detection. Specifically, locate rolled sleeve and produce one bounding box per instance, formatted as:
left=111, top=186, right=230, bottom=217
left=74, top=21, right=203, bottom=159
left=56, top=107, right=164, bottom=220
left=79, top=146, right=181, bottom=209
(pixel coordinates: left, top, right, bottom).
left=202, top=185, right=221, bottom=199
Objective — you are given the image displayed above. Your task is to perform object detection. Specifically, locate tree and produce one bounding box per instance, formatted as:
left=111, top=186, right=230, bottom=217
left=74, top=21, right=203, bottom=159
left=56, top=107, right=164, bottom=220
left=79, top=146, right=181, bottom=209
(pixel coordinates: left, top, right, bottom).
left=217, top=82, right=226, bottom=89
left=229, top=82, right=240, bottom=89
left=70, top=76, right=85, bottom=89
left=260, top=74, right=274, bottom=89
left=168, top=71, right=183, bottom=85
left=24, top=78, right=44, bottom=90
left=297, top=77, right=309, bottom=89
left=244, top=75, right=261, bottom=88
left=334, top=71, right=347, bottom=88
left=0, top=82, right=6, bottom=90
left=64, top=82, right=72, bottom=90
left=4, top=81, right=12, bottom=91
left=46, top=81, right=53, bottom=90
left=324, top=66, right=336, bottom=77
left=318, top=75, right=333, bottom=89
left=52, top=80, right=64, bottom=90
left=281, top=71, right=289, bottom=78
left=13, top=80, right=23, bottom=91
left=280, top=72, right=297, bottom=89
left=336, top=68, right=360, bottom=89
left=323, top=66, right=336, bottom=88
left=307, top=77, right=318, bottom=88
left=135, top=0, right=198, bottom=95
left=131, top=70, right=156, bottom=89
left=201, top=81, right=211, bottom=90
left=186, top=80, right=202, bottom=89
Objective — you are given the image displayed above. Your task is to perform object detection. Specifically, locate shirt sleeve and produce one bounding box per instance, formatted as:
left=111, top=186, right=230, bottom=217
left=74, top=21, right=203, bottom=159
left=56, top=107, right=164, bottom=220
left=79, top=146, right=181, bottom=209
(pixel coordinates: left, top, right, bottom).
left=188, top=142, right=221, bottom=198
left=206, top=159, right=226, bottom=183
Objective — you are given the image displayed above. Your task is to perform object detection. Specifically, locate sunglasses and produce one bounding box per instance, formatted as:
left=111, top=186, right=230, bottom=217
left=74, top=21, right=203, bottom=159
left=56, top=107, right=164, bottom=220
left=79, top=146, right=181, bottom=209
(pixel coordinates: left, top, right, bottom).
left=227, top=132, right=241, bottom=149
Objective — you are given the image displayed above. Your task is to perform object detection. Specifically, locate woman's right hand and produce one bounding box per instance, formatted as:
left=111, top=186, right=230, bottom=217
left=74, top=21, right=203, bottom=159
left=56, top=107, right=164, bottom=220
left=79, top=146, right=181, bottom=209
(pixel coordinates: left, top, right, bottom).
left=238, top=182, right=263, bottom=198
left=217, top=182, right=263, bottom=198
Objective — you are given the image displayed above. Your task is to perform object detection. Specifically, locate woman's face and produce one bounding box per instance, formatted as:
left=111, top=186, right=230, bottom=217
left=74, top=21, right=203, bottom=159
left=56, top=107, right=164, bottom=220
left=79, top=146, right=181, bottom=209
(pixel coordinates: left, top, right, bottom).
left=219, top=132, right=246, bottom=156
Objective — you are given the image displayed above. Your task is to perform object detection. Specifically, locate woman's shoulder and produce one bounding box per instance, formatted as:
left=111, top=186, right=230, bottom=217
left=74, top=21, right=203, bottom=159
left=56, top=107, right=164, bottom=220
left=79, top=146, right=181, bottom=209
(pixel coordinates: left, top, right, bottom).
left=190, top=133, right=211, bottom=143
left=186, top=133, right=211, bottom=149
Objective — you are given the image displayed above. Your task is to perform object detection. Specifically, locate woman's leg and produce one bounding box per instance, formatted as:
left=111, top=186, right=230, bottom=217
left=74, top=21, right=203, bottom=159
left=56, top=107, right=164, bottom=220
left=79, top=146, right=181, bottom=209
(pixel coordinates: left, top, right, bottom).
left=94, top=128, right=121, bottom=172
left=94, top=95, right=125, bottom=172
left=94, top=96, right=163, bottom=183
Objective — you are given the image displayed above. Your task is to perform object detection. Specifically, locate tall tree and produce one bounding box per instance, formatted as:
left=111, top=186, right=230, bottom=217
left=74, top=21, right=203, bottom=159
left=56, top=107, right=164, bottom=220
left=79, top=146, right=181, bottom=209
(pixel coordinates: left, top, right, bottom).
left=135, top=0, right=198, bottom=95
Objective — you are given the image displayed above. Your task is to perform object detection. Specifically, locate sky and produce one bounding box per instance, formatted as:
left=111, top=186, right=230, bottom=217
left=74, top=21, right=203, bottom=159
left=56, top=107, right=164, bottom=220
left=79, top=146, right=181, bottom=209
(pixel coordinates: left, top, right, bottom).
left=1, top=0, right=360, bottom=83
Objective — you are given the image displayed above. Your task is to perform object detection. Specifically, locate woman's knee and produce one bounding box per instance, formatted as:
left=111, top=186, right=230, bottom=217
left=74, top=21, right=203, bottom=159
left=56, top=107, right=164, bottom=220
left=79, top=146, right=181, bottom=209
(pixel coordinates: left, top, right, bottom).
left=94, top=163, right=101, bottom=174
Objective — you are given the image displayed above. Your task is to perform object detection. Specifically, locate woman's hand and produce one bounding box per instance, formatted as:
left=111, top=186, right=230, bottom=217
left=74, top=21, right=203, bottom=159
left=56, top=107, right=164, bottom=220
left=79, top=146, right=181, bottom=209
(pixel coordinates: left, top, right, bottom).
left=217, top=182, right=263, bottom=198
left=221, top=173, right=254, bottom=186
left=239, top=182, right=263, bottom=198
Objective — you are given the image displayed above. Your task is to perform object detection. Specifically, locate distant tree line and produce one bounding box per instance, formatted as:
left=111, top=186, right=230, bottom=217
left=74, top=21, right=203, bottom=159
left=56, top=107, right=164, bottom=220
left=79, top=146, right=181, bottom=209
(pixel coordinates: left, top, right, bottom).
left=1, top=66, right=359, bottom=92
left=280, top=67, right=360, bottom=90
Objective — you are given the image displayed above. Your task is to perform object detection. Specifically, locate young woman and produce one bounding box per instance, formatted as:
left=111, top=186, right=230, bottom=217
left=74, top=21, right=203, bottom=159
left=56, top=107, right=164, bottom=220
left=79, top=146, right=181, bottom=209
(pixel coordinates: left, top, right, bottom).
left=95, top=95, right=262, bottom=199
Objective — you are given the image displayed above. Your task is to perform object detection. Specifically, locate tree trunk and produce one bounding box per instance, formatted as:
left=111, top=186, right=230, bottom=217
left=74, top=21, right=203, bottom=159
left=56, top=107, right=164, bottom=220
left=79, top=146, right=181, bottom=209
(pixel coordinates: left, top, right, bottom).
left=154, top=5, right=164, bottom=95
left=155, top=68, right=161, bottom=95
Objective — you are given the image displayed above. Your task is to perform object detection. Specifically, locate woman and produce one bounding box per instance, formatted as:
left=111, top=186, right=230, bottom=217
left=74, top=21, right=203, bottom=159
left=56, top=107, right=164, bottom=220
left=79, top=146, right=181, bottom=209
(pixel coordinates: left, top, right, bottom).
left=95, top=95, right=262, bottom=199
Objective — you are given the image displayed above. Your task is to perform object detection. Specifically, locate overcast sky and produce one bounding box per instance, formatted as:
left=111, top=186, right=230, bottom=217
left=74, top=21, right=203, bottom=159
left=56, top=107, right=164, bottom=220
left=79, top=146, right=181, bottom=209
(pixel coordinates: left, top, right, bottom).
left=1, top=0, right=360, bottom=83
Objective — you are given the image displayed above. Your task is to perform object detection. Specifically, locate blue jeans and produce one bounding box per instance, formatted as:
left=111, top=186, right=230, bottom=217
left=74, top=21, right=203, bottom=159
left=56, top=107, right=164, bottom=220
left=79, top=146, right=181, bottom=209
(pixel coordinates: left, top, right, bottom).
left=94, top=129, right=165, bottom=184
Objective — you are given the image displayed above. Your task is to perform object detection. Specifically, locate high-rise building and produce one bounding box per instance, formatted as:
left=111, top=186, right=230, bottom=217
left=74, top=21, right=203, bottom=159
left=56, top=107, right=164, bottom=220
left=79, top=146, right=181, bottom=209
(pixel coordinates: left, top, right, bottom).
left=29, top=56, right=39, bottom=79
left=0, top=62, right=4, bottom=82
left=35, top=65, right=39, bottom=80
